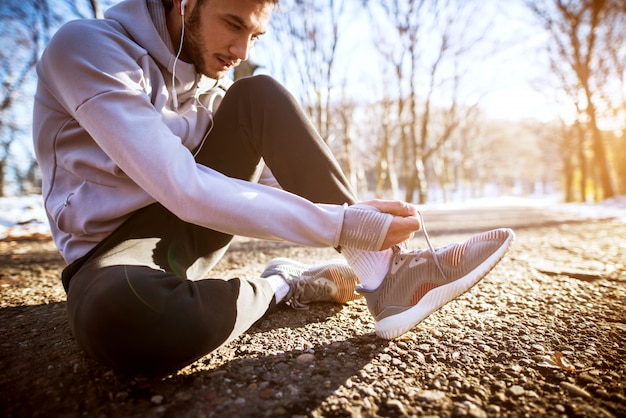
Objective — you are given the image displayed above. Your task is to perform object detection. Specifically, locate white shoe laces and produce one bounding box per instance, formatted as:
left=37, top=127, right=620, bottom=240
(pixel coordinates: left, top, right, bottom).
left=399, top=211, right=448, bottom=281
left=288, top=275, right=333, bottom=310
left=289, top=278, right=312, bottom=310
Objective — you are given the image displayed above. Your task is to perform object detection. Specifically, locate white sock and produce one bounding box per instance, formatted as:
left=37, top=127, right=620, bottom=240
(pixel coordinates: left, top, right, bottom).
left=341, top=247, right=393, bottom=290
left=265, top=274, right=291, bottom=303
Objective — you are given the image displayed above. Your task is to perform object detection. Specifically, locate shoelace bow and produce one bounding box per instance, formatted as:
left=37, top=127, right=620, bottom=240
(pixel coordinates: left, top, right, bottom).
left=397, top=211, right=448, bottom=281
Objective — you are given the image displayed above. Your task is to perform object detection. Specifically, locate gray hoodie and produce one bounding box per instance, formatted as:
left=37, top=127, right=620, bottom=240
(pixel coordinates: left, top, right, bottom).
left=33, top=0, right=345, bottom=264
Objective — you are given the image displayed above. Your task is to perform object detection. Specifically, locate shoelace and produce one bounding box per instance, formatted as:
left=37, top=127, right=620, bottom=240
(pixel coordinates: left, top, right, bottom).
left=399, top=211, right=448, bottom=281
left=289, top=279, right=310, bottom=310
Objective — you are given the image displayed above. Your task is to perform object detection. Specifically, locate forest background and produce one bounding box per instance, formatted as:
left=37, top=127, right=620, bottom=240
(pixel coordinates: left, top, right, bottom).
left=1, top=0, right=625, bottom=205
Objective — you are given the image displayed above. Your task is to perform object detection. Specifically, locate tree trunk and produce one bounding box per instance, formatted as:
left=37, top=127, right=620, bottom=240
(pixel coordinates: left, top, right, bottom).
left=585, top=103, right=615, bottom=199
left=573, top=120, right=586, bottom=202
left=0, top=161, right=5, bottom=197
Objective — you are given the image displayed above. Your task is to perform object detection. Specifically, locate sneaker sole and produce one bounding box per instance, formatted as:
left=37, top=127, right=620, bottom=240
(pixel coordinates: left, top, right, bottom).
left=375, top=228, right=515, bottom=339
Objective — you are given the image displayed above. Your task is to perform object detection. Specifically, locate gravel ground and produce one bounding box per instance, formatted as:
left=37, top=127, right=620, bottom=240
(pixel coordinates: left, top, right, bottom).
left=1, top=208, right=625, bottom=418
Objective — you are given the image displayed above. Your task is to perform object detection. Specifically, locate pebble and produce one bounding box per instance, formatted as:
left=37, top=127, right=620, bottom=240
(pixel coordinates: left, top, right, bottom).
left=560, top=381, right=591, bottom=398
left=296, top=353, right=315, bottom=363
left=175, top=391, right=191, bottom=401
left=417, top=390, right=448, bottom=402
left=531, top=344, right=545, bottom=352
left=452, top=401, right=487, bottom=418
left=492, top=392, right=506, bottom=403
left=526, top=390, right=539, bottom=398
left=486, top=404, right=501, bottom=414
left=507, top=385, right=525, bottom=397
left=386, top=399, right=407, bottom=415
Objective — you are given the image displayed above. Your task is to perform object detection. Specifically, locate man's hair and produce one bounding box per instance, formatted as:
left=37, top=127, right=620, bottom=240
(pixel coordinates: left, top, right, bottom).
left=162, top=0, right=278, bottom=12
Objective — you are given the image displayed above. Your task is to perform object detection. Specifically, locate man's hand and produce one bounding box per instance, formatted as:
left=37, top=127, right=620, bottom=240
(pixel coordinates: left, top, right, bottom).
left=357, top=199, right=422, bottom=250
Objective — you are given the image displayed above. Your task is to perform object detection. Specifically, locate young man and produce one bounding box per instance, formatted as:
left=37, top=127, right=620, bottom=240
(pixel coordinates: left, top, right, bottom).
left=33, top=0, right=514, bottom=375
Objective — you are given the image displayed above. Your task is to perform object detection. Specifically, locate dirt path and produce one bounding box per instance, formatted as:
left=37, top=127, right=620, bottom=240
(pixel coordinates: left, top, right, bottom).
left=1, top=207, right=625, bottom=417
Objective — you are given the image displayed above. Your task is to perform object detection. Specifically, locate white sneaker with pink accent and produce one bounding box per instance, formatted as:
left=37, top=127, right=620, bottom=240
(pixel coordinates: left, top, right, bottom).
left=358, top=228, right=515, bottom=339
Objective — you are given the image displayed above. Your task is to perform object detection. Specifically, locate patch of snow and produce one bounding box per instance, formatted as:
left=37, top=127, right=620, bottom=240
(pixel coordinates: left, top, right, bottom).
left=419, top=195, right=626, bottom=221
left=1, top=194, right=625, bottom=241
left=548, top=196, right=626, bottom=222
left=0, top=195, right=49, bottom=240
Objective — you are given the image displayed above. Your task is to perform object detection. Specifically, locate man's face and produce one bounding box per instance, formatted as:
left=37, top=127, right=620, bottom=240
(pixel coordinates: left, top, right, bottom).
left=182, top=0, right=273, bottom=79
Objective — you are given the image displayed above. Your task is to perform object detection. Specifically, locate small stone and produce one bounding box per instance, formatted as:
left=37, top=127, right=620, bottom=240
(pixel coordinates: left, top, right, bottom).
left=175, top=391, right=191, bottom=401
left=296, top=353, right=315, bottom=363
left=526, top=390, right=539, bottom=398
left=259, top=389, right=274, bottom=400
left=150, top=394, right=163, bottom=405
left=379, top=353, right=392, bottom=362
left=507, top=385, right=525, bottom=397
left=386, top=399, right=407, bottom=415
left=531, top=344, right=545, bottom=352
left=486, top=404, right=501, bottom=414
left=467, top=404, right=487, bottom=418
left=560, top=381, right=591, bottom=398
left=417, top=390, right=447, bottom=402
left=452, top=403, right=469, bottom=417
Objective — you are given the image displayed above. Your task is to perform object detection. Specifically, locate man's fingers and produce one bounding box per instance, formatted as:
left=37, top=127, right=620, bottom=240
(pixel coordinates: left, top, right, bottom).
left=352, top=199, right=423, bottom=250
left=379, top=214, right=423, bottom=250
left=358, top=199, right=417, bottom=217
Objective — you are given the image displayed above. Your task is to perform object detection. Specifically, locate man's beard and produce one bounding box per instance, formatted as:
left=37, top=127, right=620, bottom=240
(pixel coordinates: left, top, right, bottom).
left=181, top=6, right=214, bottom=78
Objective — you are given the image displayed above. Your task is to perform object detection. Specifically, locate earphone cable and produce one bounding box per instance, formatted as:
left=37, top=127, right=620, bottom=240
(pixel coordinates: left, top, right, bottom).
left=171, top=14, right=185, bottom=110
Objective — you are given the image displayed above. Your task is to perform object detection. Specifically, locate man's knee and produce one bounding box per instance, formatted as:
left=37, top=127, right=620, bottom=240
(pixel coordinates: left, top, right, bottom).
left=230, top=74, right=288, bottom=100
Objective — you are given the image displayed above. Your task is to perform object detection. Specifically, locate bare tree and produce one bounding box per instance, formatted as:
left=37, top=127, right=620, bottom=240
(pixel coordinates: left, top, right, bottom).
left=366, top=0, right=423, bottom=202
left=528, top=0, right=621, bottom=200
left=0, top=0, right=108, bottom=196
left=0, top=1, right=45, bottom=196
left=603, top=0, right=626, bottom=193
left=367, top=0, right=494, bottom=203
left=372, top=96, right=400, bottom=200
left=331, top=90, right=358, bottom=192
left=269, top=0, right=346, bottom=142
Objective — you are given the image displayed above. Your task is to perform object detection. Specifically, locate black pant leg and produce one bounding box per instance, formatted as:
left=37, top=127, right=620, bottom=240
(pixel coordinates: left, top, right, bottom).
left=198, top=75, right=357, bottom=205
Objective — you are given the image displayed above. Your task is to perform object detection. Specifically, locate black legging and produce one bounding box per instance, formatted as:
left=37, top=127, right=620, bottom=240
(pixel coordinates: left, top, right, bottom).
left=65, top=76, right=357, bottom=374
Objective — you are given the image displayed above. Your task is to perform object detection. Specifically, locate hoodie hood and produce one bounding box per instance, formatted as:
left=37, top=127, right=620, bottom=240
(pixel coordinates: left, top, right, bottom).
left=104, top=0, right=205, bottom=89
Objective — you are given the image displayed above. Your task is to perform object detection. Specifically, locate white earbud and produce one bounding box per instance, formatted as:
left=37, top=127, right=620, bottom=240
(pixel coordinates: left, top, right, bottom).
left=181, top=0, right=188, bottom=16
